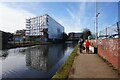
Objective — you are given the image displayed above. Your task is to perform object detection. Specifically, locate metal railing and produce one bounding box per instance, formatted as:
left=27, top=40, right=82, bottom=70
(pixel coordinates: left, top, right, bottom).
left=98, top=21, right=120, bottom=39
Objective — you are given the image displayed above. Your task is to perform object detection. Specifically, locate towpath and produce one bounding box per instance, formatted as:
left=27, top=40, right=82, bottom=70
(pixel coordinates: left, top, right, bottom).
left=68, top=48, right=119, bottom=78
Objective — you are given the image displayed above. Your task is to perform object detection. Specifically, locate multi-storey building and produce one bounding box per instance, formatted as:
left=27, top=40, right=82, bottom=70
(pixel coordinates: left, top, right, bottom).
left=26, top=14, right=64, bottom=42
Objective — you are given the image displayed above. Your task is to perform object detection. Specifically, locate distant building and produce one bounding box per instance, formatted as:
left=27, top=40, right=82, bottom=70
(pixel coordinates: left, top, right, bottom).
left=68, top=32, right=83, bottom=41
left=14, top=29, right=26, bottom=43
left=26, top=14, right=64, bottom=42
left=0, top=30, right=13, bottom=50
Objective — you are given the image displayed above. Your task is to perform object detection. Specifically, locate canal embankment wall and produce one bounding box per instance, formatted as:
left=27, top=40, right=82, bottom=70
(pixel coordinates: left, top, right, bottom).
left=1, top=39, right=67, bottom=50
left=1, top=42, right=52, bottom=50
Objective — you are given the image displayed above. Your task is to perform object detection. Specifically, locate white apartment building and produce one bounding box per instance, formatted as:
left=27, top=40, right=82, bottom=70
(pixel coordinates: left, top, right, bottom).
left=26, top=14, right=64, bottom=42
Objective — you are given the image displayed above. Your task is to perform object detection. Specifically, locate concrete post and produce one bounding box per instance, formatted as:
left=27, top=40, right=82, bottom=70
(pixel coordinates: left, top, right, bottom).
left=106, top=28, right=108, bottom=38
left=117, top=22, right=120, bottom=38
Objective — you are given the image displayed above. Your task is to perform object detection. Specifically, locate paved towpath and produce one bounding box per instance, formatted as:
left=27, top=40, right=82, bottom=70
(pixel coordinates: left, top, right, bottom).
left=69, top=48, right=119, bottom=78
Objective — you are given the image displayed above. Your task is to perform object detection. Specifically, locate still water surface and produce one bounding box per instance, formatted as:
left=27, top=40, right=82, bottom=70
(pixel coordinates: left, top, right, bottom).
left=0, top=42, right=76, bottom=79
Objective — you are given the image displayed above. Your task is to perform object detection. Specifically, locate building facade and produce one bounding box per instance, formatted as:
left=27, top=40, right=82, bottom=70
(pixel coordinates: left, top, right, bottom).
left=26, top=14, right=64, bottom=42
left=14, top=29, right=26, bottom=43
left=68, top=32, right=83, bottom=41
left=0, top=30, right=14, bottom=50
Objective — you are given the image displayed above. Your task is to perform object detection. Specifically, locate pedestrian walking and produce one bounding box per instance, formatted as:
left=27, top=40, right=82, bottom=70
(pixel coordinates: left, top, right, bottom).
left=85, top=40, right=90, bottom=53
left=78, top=38, right=84, bottom=53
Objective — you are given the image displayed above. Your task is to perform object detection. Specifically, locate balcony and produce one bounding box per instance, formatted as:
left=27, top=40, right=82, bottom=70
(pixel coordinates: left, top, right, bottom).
left=26, top=29, right=30, bottom=31
left=26, top=24, right=30, bottom=26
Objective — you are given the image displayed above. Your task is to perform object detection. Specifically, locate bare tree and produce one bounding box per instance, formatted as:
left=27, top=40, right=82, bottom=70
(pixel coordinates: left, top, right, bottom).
left=82, top=28, right=92, bottom=40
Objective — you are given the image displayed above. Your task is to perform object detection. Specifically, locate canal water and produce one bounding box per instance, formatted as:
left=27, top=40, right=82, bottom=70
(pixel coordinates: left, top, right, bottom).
left=0, top=42, right=77, bottom=79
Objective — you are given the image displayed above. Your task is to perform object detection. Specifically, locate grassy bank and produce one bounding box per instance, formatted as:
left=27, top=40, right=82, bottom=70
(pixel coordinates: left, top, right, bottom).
left=51, top=45, right=78, bottom=79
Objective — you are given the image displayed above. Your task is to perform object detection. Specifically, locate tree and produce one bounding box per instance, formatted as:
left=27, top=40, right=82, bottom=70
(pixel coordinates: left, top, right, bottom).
left=62, top=32, right=68, bottom=41
left=82, top=28, right=92, bottom=40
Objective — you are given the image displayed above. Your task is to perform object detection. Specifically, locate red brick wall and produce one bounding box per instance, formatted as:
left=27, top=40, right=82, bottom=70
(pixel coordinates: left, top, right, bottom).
left=97, top=39, right=120, bottom=70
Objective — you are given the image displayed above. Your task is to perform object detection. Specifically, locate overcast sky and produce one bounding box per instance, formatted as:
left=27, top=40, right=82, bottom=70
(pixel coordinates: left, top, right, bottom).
left=0, top=1, right=118, bottom=34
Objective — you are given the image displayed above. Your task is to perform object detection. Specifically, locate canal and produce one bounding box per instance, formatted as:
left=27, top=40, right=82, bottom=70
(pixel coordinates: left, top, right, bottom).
left=0, top=42, right=77, bottom=79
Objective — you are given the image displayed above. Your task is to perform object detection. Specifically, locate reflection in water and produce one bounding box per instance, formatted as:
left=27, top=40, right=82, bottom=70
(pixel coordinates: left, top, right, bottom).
left=0, top=50, right=8, bottom=59
left=2, top=42, right=77, bottom=78
left=26, top=45, right=48, bottom=71
left=26, top=44, right=65, bottom=71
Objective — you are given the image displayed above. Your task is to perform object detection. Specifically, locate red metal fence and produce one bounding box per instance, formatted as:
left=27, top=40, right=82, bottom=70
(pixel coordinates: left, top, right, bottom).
left=97, top=39, right=120, bottom=70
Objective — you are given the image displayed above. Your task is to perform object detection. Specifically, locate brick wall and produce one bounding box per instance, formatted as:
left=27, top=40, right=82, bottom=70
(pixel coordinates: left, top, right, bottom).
left=97, top=39, right=120, bottom=70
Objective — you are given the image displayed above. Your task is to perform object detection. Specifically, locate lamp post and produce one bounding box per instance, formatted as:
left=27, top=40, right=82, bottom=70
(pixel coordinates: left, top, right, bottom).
left=96, top=1, right=100, bottom=39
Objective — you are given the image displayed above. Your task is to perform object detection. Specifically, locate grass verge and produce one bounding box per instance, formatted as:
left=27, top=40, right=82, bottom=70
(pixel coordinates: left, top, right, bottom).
left=51, top=45, right=78, bottom=79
